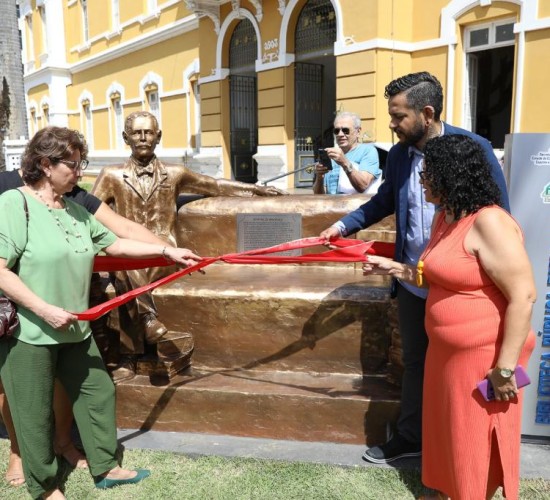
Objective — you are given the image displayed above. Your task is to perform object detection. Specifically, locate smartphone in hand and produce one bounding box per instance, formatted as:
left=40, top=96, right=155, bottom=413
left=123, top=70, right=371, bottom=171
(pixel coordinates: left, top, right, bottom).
left=477, top=365, right=531, bottom=402
left=317, top=149, right=333, bottom=170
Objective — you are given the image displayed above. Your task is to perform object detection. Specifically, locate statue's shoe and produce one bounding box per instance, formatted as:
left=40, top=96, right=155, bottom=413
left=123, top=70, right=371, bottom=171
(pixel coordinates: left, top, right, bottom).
left=110, top=357, right=136, bottom=384
left=143, top=315, right=168, bottom=344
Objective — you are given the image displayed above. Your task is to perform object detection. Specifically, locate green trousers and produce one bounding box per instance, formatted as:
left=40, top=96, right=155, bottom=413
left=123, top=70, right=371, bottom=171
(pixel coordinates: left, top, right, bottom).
left=0, top=335, right=118, bottom=499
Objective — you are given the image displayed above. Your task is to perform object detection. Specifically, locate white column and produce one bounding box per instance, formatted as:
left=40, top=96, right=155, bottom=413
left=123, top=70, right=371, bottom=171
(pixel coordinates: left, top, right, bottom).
left=254, top=145, right=288, bottom=189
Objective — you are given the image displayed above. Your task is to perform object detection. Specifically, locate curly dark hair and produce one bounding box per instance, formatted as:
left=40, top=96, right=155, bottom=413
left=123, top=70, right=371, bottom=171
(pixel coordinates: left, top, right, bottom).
left=384, top=72, right=443, bottom=120
left=21, top=126, right=88, bottom=185
left=423, top=135, right=501, bottom=220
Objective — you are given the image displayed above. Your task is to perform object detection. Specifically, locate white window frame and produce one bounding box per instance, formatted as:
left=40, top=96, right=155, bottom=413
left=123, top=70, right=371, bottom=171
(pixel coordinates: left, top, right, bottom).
left=112, top=97, right=124, bottom=149
left=38, top=4, right=48, bottom=55
left=111, top=0, right=120, bottom=31
left=84, top=104, right=93, bottom=149
left=147, top=90, right=160, bottom=120
left=106, top=82, right=125, bottom=149
left=462, top=18, right=515, bottom=133
left=79, top=92, right=95, bottom=151
left=193, top=81, right=201, bottom=151
left=140, top=72, right=163, bottom=127
left=42, top=105, right=50, bottom=126
left=465, top=19, right=515, bottom=53
left=81, top=0, right=89, bottom=43
left=29, top=107, right=38, bottom=136
left=26, top=14, right=35, bottom=67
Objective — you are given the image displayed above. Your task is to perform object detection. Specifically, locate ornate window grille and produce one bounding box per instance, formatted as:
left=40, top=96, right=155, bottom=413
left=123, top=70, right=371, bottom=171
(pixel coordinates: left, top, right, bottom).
left=229, top=19, right=257, bottom=73
left=295, top=0, right=336, bottom=58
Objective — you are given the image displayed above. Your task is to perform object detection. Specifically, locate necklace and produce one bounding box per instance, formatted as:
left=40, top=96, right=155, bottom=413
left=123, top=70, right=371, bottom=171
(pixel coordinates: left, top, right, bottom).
left=416, top=214, right=454, bottom=287
left=34, top=190, right=89, bottom=253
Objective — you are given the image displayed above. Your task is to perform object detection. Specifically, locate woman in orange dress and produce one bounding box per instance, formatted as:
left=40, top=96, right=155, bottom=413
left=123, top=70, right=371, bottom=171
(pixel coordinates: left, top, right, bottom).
left=363, top=134, right=536, bottom=499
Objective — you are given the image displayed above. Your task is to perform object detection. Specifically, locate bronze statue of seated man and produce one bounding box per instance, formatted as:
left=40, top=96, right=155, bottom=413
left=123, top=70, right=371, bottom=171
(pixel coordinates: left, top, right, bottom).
left=92, top=111, right=286, bottom=382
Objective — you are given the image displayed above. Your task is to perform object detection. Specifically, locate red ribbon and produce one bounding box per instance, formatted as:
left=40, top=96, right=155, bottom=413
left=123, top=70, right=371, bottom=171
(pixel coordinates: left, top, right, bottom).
left=77, top=238, right=394, bottom=321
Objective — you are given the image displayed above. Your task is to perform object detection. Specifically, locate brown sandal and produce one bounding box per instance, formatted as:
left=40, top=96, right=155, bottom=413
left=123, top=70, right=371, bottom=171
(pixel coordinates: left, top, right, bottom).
left=5, top=452, right=25, bottom=487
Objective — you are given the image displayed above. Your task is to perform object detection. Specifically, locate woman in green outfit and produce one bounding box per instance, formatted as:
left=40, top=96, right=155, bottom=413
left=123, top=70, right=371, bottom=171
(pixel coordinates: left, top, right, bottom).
left=0, top=126, right=202, bottom=500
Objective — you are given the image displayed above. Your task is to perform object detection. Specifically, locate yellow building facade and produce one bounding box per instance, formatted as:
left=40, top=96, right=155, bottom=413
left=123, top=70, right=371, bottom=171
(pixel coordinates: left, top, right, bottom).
left=17, top=0, right=550, bottom=188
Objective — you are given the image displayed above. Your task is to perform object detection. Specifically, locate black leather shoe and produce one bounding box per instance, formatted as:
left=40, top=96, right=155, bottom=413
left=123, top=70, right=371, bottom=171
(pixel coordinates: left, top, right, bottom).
left=142, top=314, right=168, bottom=344
left=362, top=435, right=421, bottom=464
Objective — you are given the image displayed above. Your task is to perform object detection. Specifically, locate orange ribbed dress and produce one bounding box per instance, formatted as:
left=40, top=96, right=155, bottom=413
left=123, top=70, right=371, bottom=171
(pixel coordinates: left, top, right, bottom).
left=421, top=207, right=535, bottom=500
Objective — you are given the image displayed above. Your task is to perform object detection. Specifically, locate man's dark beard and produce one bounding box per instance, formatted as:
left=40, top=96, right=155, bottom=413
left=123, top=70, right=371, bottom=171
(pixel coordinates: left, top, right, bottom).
left=399, top=119, right=426, bottom=147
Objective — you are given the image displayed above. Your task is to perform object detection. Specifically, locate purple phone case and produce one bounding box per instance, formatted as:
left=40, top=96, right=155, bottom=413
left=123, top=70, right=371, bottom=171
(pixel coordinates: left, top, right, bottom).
left=476, top=365, right=530, bottom=402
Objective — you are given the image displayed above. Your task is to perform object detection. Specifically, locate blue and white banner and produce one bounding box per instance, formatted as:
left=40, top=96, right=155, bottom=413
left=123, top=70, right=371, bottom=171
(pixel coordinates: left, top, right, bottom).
left=504, top=133, right=550, bottom=438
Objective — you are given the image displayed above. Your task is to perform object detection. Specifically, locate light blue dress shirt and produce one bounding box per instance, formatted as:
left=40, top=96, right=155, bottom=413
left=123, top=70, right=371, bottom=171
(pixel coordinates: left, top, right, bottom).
left=399, top=146, right=435, bottom=299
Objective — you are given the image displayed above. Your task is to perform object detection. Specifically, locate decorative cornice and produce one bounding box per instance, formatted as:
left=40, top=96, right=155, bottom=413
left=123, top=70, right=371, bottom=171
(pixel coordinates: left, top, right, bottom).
left=24, top=65, right=72, bottom=93
left=185, top=0, right=221, bottom=33
left=198, top=67, right=229, bottom=84
left=249, top=0, right=263, bottom=22
left=230, top=0, right=262, bottom=21
left=334, top=36, right=456, bottom=57
left=71, top=15, right=197, bottom=73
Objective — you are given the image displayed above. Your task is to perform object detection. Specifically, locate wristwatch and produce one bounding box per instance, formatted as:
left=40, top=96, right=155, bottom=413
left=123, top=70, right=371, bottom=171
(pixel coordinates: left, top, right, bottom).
left=343, top=163, right=353, bottom=174
left=496, top=367, right=515, bottom=379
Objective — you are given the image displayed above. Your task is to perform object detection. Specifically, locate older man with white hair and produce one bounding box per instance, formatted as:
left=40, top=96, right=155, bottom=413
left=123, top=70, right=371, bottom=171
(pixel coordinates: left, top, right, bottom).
left=313, top=111, right=381, bottom=195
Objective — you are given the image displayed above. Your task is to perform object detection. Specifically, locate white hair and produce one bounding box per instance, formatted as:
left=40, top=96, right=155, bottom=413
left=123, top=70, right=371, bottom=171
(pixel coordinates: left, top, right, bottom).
left=334, top=111, right=361, bottom=130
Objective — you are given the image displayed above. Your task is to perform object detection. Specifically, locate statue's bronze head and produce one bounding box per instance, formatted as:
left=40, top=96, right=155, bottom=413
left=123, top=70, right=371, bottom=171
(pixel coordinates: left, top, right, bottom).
left=123, top=111, right=162, bottom=163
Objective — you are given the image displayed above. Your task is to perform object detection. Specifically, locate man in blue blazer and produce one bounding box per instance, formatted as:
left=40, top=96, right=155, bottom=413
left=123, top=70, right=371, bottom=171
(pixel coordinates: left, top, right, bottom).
left=321, top=72, right=509, bottom=464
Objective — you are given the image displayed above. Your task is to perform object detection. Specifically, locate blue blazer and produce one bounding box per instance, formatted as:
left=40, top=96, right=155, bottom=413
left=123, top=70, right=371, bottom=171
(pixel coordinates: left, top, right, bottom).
left=340, top=123, right=510, bottom=263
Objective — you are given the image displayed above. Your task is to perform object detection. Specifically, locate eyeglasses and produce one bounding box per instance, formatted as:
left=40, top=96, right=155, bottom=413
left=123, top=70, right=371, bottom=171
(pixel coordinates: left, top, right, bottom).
left=333, top=127, right=351, bottom=135
left=56, top=159, right=89, bottom=171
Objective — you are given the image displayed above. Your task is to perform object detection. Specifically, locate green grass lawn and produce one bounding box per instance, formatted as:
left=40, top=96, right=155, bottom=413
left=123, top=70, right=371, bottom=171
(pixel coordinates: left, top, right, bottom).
left=1, top=440, right=549, bottom=499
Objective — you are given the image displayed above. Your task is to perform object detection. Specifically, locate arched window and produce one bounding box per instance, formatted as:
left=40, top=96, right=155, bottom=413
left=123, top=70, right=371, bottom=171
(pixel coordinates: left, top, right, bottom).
left=80, top=97, right=94, bottom=150
left=26, top=14, right=35, bottom=68
left=183, top=60, right=201, bottom=152
left=38, top=3, right=48, bottom=55
left=229, top=18, right=258, bottom=183
left=29, top=107, right=37, bottom=136
left=140, top=72, right=163, bottom=126
left=145, top=85, right=160, bottom=120
left=293, top=0, right=336, bottom=187
left=42, top=104, right=49, bottom=126
left=111, top=93, right=123, bottom=148
left=295, top=0, right=336, bottom=59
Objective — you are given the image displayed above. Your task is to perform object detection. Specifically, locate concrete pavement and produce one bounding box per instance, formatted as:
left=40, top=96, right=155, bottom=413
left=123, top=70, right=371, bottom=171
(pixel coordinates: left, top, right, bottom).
left=117, top=429, right=550, bottom=480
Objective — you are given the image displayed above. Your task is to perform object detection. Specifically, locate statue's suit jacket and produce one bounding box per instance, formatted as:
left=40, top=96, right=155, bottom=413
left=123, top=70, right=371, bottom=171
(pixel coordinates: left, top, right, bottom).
left=92, top=158, right=187, bottom=353
left=92, top=158, right=186, bottom=246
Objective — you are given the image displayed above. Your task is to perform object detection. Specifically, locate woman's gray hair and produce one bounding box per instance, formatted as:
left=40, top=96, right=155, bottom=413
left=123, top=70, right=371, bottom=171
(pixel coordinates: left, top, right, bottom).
left=334, top=111, right=361, bottom=130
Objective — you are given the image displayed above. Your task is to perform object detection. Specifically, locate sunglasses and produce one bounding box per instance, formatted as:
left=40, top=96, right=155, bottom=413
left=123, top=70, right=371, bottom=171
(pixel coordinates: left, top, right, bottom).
left=56, top=159, right=89, bottom=170
left=333, top=127, right=352, bottom=135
